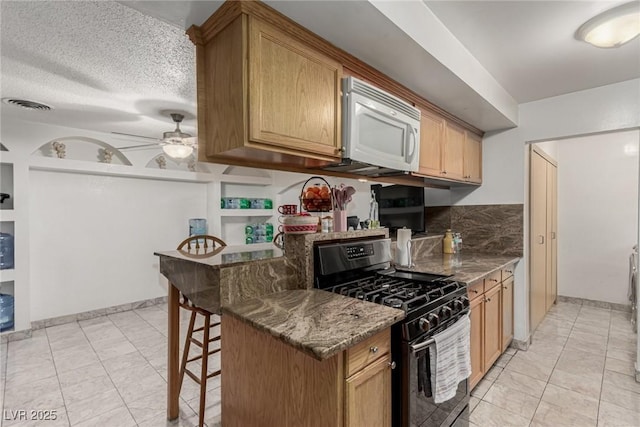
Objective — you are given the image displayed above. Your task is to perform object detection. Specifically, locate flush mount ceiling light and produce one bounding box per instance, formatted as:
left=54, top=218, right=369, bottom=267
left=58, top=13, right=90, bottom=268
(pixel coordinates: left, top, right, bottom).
left=576, top=1, right=640, bottom=48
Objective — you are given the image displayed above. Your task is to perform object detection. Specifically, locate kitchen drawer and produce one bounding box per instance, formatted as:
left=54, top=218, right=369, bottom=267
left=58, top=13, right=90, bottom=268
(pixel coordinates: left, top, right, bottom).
left=484, top=270, right=502, bottom=291
left=467, top=279, right=484, bottom=301
left=345, top=329, right=390, bottom=378
left=502, top=264, right=515, bottom=280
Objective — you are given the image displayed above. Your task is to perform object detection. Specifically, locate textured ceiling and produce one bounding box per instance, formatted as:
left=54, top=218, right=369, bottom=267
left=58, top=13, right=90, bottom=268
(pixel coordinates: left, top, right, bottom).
left=2, top=0, right=639, bottom=140
left=1, top=1, right=197, bottom=138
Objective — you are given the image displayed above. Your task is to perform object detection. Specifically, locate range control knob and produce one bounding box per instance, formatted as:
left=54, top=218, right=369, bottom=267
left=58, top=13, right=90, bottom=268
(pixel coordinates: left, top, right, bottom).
left=427, top=313, right=439, bottom=329
left=460, top=296, right=470, bottom=308
left=418, top=318, right=430, bottom=332
left=452, top=299, right=464, bottom=312
left=441, top=306, right=453, bottom=319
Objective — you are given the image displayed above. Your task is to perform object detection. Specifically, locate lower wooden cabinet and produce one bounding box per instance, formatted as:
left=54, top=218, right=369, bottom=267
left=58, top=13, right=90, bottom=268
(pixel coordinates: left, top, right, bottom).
left=222, top=316, right=392, bottom=427
left=501, top=276, right=514, bottom=351
left=468, top=263, right=516, bottom=390
left=345, top=355, right=392, bottom=427
left=469, top=294, right=485, bottom=389
left=483, top=284, right=502, bottom=369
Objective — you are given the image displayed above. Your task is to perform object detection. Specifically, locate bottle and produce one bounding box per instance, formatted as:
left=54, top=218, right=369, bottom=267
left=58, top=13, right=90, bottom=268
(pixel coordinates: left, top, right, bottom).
left=443, top=229, right=455, bottom=254
left=454, top=232, right=462, bottom=253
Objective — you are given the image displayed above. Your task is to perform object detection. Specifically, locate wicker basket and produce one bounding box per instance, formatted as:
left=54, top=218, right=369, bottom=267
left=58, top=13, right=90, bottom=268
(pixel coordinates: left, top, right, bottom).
left=299, top=176, right=333, bottom=213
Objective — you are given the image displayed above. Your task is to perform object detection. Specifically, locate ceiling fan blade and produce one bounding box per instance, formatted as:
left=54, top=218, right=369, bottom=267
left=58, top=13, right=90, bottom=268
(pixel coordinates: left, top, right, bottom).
left=182, top=136, right=198, bottom=145
left=117, top=143, right=162, bottom=150
left=111, top=131, right=160, bottom=141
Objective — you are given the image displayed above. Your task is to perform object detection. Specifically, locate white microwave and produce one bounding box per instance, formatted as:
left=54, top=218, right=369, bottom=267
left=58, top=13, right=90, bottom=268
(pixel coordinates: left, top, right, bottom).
left=334, top=77, right=421, bottom=176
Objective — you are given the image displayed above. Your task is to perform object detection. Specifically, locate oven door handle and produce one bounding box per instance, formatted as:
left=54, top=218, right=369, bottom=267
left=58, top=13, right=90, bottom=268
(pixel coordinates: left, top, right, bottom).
left=409, top=337, right=435, bottom=354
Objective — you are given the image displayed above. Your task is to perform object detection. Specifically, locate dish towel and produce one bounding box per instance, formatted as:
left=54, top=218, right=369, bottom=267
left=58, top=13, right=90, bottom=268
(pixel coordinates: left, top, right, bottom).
left=429, top=314, right=471, bottom=403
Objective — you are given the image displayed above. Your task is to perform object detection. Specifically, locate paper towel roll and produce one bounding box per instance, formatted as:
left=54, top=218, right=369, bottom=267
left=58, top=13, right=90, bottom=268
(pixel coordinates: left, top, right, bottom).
left=396, top=228, right=412, bottom=266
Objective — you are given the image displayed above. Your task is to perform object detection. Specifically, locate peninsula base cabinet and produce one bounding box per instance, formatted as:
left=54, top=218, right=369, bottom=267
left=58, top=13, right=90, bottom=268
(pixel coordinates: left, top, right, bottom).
left=222, top=315, right=392, bottom=427
left=468, top=264, right=516, bottom=390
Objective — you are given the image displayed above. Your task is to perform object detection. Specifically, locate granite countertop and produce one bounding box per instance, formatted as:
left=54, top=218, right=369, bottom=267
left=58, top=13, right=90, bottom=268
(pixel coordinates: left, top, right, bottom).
left=398, top=252, right=521, bottom=284
left=222, top=289, right=405, bottom=361
left=154, top=243, right=283, bottom=268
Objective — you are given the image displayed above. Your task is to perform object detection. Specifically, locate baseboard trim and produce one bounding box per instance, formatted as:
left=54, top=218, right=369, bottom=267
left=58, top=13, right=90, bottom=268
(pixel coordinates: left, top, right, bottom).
left=557, top=295, right=632, bottom=313
left=1, top=296, right=167, bottom=344
left=511, top=337, right=530, bottom=351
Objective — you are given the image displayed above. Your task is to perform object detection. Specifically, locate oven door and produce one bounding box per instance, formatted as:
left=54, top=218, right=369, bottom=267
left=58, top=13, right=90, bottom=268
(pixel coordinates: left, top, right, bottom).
left=401, top=335, right=469, bottom=427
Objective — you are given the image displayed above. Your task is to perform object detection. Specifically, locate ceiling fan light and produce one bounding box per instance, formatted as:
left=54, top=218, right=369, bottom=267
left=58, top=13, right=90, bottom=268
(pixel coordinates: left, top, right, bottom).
left=162, top=144, right=193, bottom=159
left=576, top=2, right=640, bottom=48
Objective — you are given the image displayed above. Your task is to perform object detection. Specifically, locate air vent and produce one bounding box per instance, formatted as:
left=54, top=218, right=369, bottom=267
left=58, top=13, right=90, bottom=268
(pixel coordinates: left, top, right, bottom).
left=2, top=98, right=52, bottom=111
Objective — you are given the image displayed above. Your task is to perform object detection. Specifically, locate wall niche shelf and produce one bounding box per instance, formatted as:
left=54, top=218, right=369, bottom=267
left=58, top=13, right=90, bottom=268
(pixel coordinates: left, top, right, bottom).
left=219, top=209, right=274, bottom=217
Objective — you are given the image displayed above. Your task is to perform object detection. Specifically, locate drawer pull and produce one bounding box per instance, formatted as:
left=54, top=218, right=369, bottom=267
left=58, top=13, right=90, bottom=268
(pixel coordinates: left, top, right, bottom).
left=485, top=297, right=491, bottom=302
left=506, top=270, right=513, bottom=274
left=370, top=346, right=379, bottom=354
left=489, top=278, right=498, bottom=283
left=471, top=289, right=479, bottom=294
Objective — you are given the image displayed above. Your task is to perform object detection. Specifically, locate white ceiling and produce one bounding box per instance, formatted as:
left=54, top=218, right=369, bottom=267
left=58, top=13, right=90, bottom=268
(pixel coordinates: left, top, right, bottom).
left=424, top=1, right=640, bottom=103
left=1, top=0, right=639, bottom=141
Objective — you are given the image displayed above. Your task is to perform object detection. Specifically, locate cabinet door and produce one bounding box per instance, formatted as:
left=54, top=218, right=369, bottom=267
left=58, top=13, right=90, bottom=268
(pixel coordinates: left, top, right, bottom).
left=464, top=132, right=482, bottom=183
left=483, top=285, right=502, bottom=369
left=469, top=295, right=484, bottom=390
left=416, top=108, right=444, bottom=177
left=442, top=122, right=465, bottom=180
left=345, top=354, right=391, bottom=427
left=501, top=276, right=514, bottom=352
left=530, top=150, right=548, bottom=331
left=546, top=164, right=558, bottom=310
left=249, top=18, right=342, bottom=158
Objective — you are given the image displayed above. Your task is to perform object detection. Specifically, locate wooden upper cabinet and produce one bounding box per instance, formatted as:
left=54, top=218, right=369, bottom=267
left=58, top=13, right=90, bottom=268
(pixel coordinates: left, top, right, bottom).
left=442, top=122, right=466, bottom=181
left=464, top=132, right=482, bottom=183
left=248, top=18, right=342, bottom=158
left=190, top=11, right=342, bottom=168
left=417, top=108, right=445, bottom=177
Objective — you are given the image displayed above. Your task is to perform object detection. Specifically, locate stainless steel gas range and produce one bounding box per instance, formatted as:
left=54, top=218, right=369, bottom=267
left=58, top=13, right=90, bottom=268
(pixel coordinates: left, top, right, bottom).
left=314, top=237, right=470, bottom=427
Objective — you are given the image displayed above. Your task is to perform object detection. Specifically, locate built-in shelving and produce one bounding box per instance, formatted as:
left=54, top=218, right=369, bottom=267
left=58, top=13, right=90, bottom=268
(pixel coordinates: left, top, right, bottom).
left=219, top=209, right=274, bottom=217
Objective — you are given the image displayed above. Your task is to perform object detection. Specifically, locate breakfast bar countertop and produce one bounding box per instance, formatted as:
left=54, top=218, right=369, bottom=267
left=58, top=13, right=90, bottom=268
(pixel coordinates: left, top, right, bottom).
left=221, top=289, right=405, bottom=361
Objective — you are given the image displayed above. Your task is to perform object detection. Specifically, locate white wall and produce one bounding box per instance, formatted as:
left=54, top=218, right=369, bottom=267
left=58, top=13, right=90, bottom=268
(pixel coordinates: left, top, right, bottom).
left=453, top=78, right=640, bottom=343
left=29, top=171, right=208, bottom=320
left=556, top=130, right=639, bottom=305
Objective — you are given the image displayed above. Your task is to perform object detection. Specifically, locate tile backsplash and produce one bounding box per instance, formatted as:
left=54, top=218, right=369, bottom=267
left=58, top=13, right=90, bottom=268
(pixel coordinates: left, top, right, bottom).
left=425, top=204, right=523, bottom=256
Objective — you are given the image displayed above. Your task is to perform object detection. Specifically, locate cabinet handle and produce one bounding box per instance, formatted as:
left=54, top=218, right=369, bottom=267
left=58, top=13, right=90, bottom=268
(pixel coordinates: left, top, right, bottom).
left=471, top=289, right=479, bottom=294
left=370, top=346, right=379, bottom=354
left=503, top=285, right=508, bottom=290
left=388, top=361, right=397, bottom=370
left=489, top=278, right=498, bottom=283
left=485, top=297, right=491, bottom=302
left=506, top=270, right=513, bottom=274
left=442, top=170, right=447, bottom=175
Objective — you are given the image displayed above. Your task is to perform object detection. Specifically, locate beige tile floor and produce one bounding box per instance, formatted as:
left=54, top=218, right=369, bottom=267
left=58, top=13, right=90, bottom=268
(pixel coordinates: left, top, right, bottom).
left=469, top=301, right=640, bottom=427
left=0, top=304, right=221, bottom=427
left=1, top=301, right=638, bottom=427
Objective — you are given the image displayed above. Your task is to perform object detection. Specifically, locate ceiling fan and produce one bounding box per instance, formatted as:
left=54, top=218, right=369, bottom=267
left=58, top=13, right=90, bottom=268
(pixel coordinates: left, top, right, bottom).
left=113, top=113, right=198, bottom=159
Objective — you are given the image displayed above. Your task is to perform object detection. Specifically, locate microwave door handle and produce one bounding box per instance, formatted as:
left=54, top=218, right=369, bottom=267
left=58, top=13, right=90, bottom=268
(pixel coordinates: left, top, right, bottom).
left=406, top=126, right=417, bottom=163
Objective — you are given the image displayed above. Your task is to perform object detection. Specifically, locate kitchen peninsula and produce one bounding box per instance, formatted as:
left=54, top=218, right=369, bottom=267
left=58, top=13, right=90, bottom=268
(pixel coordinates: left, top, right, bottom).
left=156, top=230, right=521, bottom=426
